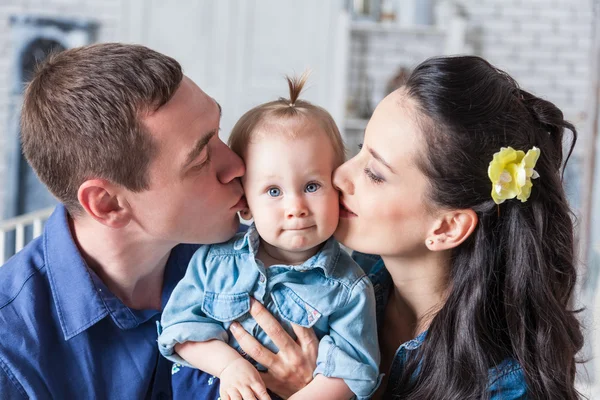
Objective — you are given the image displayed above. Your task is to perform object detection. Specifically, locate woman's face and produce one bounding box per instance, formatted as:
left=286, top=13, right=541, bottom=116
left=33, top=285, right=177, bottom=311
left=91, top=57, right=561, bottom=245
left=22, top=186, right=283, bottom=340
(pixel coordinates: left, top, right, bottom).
left=333, top=91, right=438, bottom=257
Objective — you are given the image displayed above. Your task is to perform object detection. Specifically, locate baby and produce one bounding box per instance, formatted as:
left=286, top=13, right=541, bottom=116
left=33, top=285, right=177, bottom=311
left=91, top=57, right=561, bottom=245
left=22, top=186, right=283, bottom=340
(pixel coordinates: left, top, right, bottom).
left=158, top=75, right=380, bottom=400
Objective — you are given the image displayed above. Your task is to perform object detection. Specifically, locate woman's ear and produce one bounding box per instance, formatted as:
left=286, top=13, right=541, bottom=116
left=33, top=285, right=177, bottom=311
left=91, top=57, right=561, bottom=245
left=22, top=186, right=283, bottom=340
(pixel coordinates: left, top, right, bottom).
left=239, top=208, right=253, bottom=221
left=425, top=209, right=478, bottom=251
left=77, top=179, right=132, bottom=228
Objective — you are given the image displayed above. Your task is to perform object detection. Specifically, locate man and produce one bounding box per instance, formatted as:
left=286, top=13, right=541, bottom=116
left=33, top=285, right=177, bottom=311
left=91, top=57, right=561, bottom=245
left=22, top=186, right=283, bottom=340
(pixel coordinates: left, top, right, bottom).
left=0, top=43, right=315, bottom=399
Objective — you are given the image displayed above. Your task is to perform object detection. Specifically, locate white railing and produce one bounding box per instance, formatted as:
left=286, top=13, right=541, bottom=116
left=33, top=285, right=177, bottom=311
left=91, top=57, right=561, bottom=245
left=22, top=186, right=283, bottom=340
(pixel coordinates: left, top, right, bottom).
left=0, top=207, right=54, bottom=265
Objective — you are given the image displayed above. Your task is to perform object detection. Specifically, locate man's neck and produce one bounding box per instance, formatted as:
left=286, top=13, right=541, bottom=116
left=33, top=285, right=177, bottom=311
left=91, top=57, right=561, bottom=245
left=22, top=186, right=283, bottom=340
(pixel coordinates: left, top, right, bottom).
left=381, top=250, right=450, bottom=336
left=69, top=215, right=174, bottom=310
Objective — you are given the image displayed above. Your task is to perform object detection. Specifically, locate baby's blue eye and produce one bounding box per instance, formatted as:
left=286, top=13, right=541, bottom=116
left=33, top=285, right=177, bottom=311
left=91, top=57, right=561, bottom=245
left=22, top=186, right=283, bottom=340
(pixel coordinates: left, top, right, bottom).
left=268, top=187, right=281, bottom=197
left=305, top=183, right=320, bottom=193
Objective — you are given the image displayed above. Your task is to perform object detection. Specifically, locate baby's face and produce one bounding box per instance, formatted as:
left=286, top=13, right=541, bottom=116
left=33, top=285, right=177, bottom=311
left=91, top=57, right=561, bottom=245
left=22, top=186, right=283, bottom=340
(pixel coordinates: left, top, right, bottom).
left=241, top=121, right=340, bottom=254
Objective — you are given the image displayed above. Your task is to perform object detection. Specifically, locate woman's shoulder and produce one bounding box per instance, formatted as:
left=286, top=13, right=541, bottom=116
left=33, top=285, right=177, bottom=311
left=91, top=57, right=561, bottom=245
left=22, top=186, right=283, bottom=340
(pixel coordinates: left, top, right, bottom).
left=351, top=252, right=383, bottom=275
left=488, top=358, right=527, bottom=399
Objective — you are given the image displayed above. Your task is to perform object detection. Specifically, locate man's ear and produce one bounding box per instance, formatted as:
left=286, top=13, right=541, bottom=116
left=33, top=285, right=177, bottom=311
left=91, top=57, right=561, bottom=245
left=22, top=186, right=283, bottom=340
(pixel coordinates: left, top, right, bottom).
left=239, top=208, right=253, bottom=221
left=77, top=179, right=132, bottom=228
left=425, top=209, right=478, bottom=251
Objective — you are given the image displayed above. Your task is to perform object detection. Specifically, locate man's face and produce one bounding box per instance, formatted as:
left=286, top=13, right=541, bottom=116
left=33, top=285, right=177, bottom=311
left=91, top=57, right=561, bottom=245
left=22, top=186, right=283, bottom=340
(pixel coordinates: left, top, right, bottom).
left=127, top=76, right=245, bottom=245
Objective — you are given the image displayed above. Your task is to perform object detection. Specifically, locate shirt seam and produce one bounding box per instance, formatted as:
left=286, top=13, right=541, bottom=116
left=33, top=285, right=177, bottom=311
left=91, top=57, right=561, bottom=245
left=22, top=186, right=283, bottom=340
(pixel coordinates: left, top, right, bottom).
left=0, top=266, right=41, bottom=310
left=44, top=228, right=72, bottom=337
left=86, top=268, right=137, bottom=330
left=340, top=275, right=370, bottom=310
left=44, top=231, right=109, bottom=339
left=489, top=364, right=523, bottom=386
left=0, top=352, right=27, bottom=398
left=324, top=340, right=336, bottom=377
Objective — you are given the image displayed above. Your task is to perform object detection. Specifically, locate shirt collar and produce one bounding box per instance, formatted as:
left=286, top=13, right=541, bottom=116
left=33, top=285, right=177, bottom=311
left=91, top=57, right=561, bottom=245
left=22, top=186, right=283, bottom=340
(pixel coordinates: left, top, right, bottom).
left=233, top=223, right=339, bottom=277
left=44, top=205, right=113, bottom=340
left=44, top=205, right=191, bottom=340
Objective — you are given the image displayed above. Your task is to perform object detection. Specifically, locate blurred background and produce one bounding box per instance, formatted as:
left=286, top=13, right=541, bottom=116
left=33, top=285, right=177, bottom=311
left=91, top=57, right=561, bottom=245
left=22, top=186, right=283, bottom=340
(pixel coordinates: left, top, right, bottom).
left=0, top=0, right=598, bottom=396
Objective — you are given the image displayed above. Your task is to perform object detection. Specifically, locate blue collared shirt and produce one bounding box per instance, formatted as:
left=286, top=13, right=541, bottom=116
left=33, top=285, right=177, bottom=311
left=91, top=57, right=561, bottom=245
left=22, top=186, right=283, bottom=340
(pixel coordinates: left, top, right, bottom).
left=0, top=205, right=202, bottom=399
left=352, top=252, right=528, bottom=399
left=158, top=225, right=381, bottom=399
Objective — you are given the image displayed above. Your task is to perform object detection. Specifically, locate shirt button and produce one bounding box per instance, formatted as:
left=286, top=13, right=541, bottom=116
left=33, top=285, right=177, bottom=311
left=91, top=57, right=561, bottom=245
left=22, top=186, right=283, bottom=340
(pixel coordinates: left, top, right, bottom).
left=259, top=275, right=265, bottom=283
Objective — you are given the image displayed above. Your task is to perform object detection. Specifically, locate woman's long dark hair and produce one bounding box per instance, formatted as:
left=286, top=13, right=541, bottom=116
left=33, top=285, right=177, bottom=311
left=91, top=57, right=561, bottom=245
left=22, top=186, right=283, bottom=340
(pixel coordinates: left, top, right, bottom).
left=393, top=56, right=583, bottom=399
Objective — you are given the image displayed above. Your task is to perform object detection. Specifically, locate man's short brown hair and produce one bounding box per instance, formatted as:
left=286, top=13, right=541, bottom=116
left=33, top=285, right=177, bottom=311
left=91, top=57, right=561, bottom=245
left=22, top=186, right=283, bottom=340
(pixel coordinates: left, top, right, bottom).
left=21, top=42, right=183, bottom=214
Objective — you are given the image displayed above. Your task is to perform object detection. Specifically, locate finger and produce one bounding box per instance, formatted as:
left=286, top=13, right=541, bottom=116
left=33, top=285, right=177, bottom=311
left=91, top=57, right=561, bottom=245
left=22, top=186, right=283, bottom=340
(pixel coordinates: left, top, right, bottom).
left=251, top=381, right=271, bottom=400
left=228, top=389, right=243, bottom=400
left=239, top=386, right=257, bottom=400
left=230, top=322, right=276, bottom=368
left=249, top=299, right=296, bottom=353
left=220, top=391, right=230, bottom=400
left=290, top=323, right=318, bottom=350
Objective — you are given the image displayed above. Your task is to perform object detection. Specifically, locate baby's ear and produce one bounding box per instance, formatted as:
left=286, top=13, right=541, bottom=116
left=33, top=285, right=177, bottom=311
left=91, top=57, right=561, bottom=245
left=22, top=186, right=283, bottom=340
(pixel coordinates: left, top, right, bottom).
left=239, top=208, right=253, bottom=221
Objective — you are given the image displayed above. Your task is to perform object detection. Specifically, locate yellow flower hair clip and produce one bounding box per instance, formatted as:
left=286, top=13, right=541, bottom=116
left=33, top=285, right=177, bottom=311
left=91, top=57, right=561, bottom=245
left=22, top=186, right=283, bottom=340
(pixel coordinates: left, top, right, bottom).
left=487, top=146, right=540, bottom=205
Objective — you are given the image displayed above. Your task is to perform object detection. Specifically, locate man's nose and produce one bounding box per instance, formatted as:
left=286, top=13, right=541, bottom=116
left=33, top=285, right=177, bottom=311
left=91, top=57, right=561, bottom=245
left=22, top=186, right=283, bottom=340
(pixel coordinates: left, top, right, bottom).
left=216, top=140, right=245, bottom=184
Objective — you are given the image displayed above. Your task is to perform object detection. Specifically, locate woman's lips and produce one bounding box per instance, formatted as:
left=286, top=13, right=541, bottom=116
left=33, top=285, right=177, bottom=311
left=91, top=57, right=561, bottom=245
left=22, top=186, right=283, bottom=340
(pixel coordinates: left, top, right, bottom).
left=339, top=200, right=357, bottom=218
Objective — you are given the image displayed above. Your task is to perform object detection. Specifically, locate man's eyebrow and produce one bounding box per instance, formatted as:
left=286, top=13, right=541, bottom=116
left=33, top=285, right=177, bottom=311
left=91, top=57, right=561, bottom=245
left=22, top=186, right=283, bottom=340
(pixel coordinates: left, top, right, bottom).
left=182, top=129, right=218, bottom=169
left=369, top=147, right=396, bottom=173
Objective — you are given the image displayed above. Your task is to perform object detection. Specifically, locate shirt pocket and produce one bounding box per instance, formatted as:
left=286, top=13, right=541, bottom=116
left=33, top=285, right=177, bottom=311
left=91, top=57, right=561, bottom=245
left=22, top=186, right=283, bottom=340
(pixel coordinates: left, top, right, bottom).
left=201, top=292, right=250, bottom=322
left=271, top=286, right=322, bottom=328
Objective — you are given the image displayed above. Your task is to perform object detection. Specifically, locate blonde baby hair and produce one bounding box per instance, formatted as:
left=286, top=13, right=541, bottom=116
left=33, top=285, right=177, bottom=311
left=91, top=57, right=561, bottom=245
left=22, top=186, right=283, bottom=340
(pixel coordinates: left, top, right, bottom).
left=228, top=71, right=345, bottom=166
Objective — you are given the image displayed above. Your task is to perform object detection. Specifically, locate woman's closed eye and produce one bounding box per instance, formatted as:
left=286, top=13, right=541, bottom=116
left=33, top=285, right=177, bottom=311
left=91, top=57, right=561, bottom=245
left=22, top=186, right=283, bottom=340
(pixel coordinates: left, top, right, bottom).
left=364, top=167, right=384, bottom=184
left=359, top=143, right=385, bottom=184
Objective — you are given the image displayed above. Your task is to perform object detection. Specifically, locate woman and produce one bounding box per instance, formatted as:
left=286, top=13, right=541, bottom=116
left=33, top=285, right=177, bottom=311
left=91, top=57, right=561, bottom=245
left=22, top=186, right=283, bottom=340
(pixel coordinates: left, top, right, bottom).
left=231, top=55, right=583, bottom=399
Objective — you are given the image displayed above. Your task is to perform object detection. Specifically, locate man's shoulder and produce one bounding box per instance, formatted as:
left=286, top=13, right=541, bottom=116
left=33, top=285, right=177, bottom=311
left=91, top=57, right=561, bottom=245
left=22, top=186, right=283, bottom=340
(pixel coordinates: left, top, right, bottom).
left=0, top=236, right=47, bottom=309
left=170, top=242, right=203, bottom=262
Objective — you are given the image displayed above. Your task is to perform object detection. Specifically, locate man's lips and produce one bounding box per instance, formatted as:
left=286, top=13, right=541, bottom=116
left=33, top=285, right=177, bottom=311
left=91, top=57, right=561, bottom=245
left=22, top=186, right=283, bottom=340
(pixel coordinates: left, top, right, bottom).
left=231, top=195, right=248, bottom=210
left=339, top=200, right=357, bottom=217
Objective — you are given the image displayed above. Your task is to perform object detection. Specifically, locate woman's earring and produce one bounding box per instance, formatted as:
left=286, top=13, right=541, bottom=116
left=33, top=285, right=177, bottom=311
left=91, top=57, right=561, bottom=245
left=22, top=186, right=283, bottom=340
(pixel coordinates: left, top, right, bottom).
left=427, top=239, right=434, bottom=246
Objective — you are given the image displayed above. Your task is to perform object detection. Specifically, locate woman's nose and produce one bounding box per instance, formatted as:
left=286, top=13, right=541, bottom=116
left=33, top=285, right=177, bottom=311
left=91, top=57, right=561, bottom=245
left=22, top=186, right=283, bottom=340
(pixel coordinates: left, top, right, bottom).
left=333, top=161, right=354, bottom=195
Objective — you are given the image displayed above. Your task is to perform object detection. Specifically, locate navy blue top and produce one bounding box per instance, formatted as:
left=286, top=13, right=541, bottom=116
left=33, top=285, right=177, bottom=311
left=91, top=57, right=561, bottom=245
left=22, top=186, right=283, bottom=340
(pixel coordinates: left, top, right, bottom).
left=0, top=205, right=201, bottom=399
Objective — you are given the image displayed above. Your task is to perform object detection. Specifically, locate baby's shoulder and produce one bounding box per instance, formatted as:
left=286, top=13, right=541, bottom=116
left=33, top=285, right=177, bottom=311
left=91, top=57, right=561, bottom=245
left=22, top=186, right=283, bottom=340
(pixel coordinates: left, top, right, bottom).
left=199, top=232, right=249, bottom=257
left=327, top=242, right=370, bottom=289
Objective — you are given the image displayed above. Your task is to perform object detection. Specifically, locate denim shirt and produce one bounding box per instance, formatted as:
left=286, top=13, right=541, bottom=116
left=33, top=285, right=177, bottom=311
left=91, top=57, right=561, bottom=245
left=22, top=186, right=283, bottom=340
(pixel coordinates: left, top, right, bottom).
left=352, top=252, right=528, bottom=399
left=158, top=225, right=381, bottom=399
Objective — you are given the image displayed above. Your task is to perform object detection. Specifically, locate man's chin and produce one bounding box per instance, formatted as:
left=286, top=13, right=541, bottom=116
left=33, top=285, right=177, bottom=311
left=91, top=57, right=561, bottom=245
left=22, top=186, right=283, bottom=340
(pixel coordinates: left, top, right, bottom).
left=211, top=217, right=240, bottom=244
left=185, top=217, right=240, bottom=245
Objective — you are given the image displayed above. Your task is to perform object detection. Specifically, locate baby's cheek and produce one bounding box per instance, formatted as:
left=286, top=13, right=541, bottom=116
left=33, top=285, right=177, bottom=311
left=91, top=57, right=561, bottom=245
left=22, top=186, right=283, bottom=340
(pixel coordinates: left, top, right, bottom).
left=322, top=194, right=340, bottom=235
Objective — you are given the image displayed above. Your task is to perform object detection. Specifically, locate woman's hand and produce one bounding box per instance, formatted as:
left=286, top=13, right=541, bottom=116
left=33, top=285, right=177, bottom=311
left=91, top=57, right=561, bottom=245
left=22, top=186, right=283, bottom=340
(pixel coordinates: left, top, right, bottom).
left=229, top=299, right=318, bottom=399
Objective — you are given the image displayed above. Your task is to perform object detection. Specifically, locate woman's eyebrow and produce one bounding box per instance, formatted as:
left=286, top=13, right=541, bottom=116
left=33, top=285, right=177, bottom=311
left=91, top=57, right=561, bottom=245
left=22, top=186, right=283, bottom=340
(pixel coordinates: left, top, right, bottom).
left=368, top=147, right=396, bottom=173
